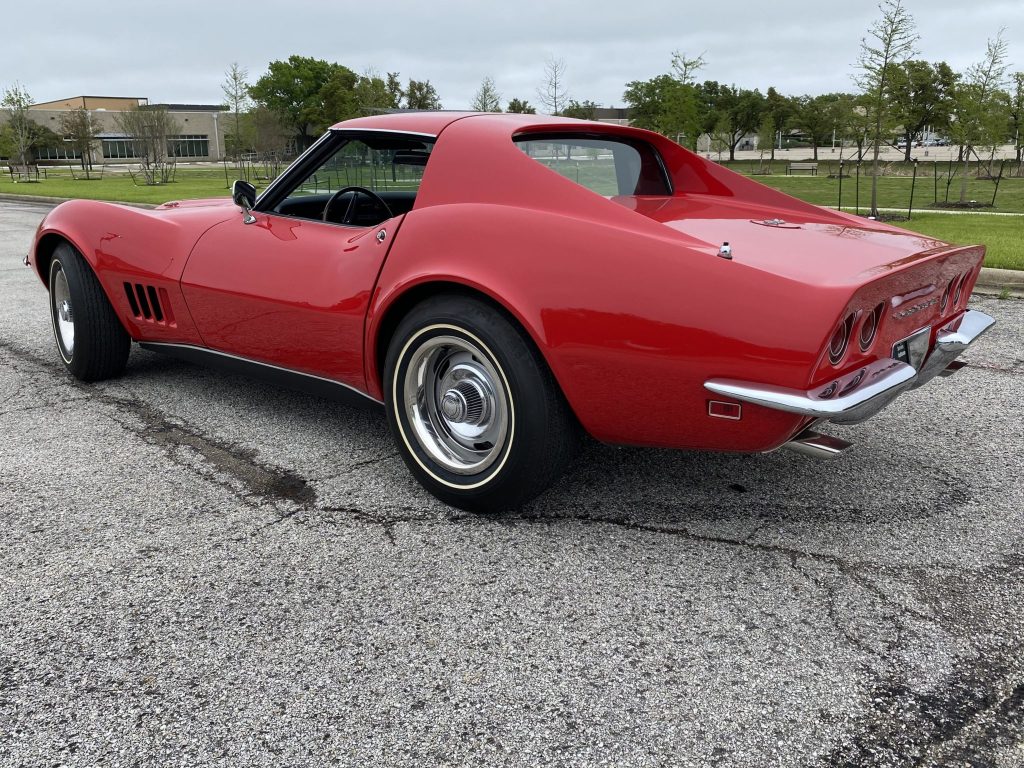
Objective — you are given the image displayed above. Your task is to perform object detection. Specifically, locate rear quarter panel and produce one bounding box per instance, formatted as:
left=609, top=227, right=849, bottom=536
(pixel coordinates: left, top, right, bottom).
left=368, top=201, right=842, bottom=452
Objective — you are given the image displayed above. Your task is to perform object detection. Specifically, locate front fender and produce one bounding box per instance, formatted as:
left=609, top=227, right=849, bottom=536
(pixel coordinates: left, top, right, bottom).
left=31, top=199, right=235, bottom=344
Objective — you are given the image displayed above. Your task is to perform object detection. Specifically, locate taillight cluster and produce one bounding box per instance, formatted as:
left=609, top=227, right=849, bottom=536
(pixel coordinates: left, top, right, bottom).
left=828, top=301, right=885, bottom=366
left=859, top=302, right=884, bottom=351
left=827, top=313, right=855, bottom=365
left=941, top=271, right=972, bottom=311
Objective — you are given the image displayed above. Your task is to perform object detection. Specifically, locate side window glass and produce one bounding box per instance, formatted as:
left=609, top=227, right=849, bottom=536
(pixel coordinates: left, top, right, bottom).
left=276, top=136, right=434, bottom=225
left=515, top=135, right=670, bottom=196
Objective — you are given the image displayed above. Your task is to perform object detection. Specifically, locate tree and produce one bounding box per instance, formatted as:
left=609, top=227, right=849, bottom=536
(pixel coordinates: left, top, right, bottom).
left=756, top=112, right=776, bottom=171
left=562, top=99, right=598, bottom=120
left=386, top=73, right=404, bottom=107
left=354, top=69, right=403, bottom=114
left=833, top=93, right=874, bottom=159
left=470, top=76, right=502, bottom=112
left=319, top=67, right=361, bottom=124
left=763, top=87, right=795, bottom=161
left=115, top=106, right=180, bottom=184
left=222, top=62, right=251, bottom=159
left=948, top=31, right=1010, bottom=201
left=404, top=79, right=442, bottom=110
left=1, top=82, right=37, bottom=168
left=59, top=108, right=98, bottom=173
left=791, top=94, right=842, bottom=160
left=1010, top=72, right=1024, bottom=163
left=623, top=74, right=700, bottom=147
left=888, top=60, right=956, bottom=161
left=701, top=84, right=763, bottom=161
left=249, top=56, right=356, bottom=149
left=855, top=0, right=918, bottom=216
left=670, top=50, right=706, bottom=85
left=506, top=98, right=536, bottom=114
left=537, top=56, right=570, bottom=115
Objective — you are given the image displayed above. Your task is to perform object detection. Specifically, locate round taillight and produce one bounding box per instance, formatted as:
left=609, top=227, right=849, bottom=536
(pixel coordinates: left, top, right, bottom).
left=941, top=276, right=955, bottom=312
left=859, top=303, right=883, bottom=351
left=954, top=272, right=968, bottom=306
left=828, top=313, right=854, bottom=366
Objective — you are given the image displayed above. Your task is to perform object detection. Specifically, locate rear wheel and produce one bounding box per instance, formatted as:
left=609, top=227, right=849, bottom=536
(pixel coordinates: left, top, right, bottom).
left=384, top=295, right=579, bottom=512
left=48, top=243, right=130, bottom=381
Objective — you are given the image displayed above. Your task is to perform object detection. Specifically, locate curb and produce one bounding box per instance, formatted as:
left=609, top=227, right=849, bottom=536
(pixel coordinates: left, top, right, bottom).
left=973, top=267, right=1024, bottom=297
left=0, top=193, right=156, bottom=210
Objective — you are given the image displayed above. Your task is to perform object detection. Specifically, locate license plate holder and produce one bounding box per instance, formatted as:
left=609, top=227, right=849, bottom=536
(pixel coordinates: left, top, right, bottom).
left=892, top=327, right=931, bottom=370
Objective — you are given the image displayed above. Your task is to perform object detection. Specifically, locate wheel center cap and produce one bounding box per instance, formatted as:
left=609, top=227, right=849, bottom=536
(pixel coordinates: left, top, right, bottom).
left=441, top=390, right=467, bottom=422
left=59, top=300, right=73, bottom=323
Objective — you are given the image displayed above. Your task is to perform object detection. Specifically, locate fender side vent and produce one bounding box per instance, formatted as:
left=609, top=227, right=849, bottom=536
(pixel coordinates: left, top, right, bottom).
left=123, top=282, right=175, bottom=326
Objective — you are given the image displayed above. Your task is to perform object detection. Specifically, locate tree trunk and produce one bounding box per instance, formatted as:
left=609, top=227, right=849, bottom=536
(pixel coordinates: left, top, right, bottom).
left=813, top=142, right=819, bottom=161
left=958, top=147, right=971, bottom=203
left=904, top=130, right=912, bottom=163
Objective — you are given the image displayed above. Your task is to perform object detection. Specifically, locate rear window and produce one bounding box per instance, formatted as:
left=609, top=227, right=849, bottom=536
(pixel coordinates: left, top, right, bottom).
left=514, top=133, right=671, bottom=196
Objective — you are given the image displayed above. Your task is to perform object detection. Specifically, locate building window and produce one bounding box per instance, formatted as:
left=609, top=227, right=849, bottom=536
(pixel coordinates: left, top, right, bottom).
left=167, top=135, right=209, bottom=158
left=35, top=142, right=82, bottom=161
left=102, top=139, right=140, bottom=159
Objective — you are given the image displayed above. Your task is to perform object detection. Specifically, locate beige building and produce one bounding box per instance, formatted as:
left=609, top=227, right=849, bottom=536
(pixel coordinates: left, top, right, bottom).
left=2, top=95, right=228, bottom=165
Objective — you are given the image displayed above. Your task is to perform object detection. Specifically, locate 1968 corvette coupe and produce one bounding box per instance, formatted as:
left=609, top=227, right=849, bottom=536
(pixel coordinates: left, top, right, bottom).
left=28, top=112, right=994, bottom=511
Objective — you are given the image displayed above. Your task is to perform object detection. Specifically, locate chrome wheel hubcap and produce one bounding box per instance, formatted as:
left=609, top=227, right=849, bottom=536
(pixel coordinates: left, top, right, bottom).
left=53, top=269, right=75, bottom=356
left=403, top=334, right=510, bottom=475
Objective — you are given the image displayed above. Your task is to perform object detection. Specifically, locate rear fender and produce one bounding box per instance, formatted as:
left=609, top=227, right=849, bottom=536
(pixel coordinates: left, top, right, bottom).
left=366, top=203, right=840, bottom=452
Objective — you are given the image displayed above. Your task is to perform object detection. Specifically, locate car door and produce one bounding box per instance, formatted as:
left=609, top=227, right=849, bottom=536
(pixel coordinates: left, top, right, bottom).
left=179, top=130, right=433, bottom=393
left=179, top=212, right=398, bottom=392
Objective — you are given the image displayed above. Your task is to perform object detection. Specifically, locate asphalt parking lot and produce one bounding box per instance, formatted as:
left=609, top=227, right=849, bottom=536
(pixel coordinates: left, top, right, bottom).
left=1, top=199, right=1023, bottom=767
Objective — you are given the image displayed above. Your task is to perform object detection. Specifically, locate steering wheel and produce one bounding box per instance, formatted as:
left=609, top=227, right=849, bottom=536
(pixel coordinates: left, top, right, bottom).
left=322, top=186, right=393, bottom=225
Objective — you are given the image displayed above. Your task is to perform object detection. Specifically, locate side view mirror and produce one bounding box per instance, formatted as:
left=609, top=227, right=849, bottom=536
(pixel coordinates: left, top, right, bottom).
left=232, top=180, right=257, bottom=224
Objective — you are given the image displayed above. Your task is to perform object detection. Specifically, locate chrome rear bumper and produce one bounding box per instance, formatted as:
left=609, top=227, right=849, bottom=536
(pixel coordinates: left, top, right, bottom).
left=704, top=309, right=995, bottom=431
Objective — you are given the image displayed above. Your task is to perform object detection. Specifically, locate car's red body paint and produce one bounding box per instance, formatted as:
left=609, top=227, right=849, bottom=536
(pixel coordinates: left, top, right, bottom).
left=30, top=112, right=984, bottom=453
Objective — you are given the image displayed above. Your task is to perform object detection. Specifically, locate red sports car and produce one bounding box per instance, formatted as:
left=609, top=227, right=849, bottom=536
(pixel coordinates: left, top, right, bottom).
left=28, top=112, right=994, bottom=511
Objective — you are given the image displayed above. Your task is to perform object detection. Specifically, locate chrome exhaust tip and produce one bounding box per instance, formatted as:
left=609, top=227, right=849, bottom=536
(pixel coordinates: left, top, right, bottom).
left=782, top=429, right=852, bottom=460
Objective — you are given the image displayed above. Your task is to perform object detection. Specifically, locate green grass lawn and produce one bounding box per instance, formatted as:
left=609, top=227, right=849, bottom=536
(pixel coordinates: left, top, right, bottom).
left=3, top=162, right=1022, bottom=269
left=755, top=173, right=1024, bottom=214
left=892, top=214, right=1024, bottom=271
left=0, top=168, right=237, bottom=204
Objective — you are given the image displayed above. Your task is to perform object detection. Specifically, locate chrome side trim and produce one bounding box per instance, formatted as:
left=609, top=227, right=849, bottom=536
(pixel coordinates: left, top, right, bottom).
left=332, top=128, right=437, bottom=138
left=781, top=429, right=852, bottom=459
left=705, top=357, right=918, bottom=426
left=910, top=309, right=995, bottom=389
left=138, top=342, right=383, bottom=405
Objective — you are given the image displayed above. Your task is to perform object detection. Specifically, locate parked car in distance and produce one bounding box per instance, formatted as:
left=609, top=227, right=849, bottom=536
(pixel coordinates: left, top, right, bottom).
left=27, top=112, right=994, bottom=511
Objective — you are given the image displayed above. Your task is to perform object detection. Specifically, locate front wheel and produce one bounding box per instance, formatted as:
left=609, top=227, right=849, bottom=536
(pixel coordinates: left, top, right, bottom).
left=384, top=295, right=579, bottom=512
left=48, top=243, right=130, bottom=381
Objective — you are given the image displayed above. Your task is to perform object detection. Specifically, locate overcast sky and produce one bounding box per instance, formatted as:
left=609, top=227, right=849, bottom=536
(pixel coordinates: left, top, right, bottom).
left=2, top=0, right=1021, bottom=110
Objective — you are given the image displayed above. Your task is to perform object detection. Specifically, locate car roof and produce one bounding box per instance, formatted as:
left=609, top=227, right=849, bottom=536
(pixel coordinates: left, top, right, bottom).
left=330, top=111, right=624, bottom=138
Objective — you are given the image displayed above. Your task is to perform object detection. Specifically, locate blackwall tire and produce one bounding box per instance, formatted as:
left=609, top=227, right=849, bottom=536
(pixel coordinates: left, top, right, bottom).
left=384, top=295, right=579, bottom=512
left=48, top=243, right=130, bottom=382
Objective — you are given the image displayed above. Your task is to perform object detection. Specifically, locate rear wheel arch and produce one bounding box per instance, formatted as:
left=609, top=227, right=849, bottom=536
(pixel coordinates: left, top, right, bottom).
left=372, top=281, right=559, bottom=398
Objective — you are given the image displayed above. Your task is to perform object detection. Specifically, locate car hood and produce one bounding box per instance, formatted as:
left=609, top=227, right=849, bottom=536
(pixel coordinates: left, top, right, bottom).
left=619, top=194, right=962, bottom=287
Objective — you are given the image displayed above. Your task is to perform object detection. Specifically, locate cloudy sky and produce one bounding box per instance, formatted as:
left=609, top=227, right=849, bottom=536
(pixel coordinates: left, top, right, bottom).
left=2, top=0, right=1021, bottom=109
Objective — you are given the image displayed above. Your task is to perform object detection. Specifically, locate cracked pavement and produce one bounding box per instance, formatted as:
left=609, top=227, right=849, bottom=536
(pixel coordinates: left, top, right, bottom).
left=1, top=200, right=1023, bottom=767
